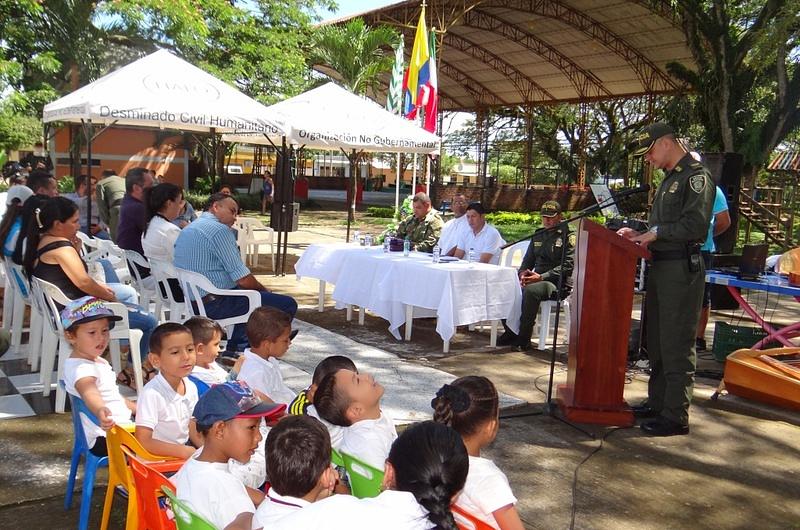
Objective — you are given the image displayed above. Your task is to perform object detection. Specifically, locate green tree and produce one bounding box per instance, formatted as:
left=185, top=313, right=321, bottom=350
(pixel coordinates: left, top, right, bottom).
left=309, top=18, right=399, bottom=97
left=666, top=0, right=800, bottom=182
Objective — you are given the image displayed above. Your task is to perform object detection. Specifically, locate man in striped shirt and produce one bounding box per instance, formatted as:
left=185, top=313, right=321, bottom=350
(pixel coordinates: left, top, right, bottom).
left=174, top=193, right=297, bottom=354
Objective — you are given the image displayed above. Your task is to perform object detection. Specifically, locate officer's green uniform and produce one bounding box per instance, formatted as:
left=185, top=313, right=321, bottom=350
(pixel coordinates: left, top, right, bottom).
left=395, top=209, right=444, bottom=253
left=646, top=153, right=714, bottom=426
left=515, top=224, right=575, bottom=346
left=95, top=175, right=126, bottom=241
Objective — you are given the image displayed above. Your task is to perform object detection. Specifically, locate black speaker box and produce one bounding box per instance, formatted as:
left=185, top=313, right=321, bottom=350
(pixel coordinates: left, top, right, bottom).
left=702, top=153, right=743, bottom=254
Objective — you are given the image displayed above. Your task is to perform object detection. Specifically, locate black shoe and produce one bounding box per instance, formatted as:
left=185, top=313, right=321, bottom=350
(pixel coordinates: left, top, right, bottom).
left=631, top=403, right=661, bottom=419
left=640, top=416, right=689, bottom=436
left=497, top=331, right=519, bottom=346
left=696, top=337, right=707, bottom=352
left=515, top=341, right=534, bottom=352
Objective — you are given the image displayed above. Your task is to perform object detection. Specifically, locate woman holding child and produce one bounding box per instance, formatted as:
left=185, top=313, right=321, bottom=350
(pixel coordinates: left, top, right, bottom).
left=22, top=196, right=158, bottom=386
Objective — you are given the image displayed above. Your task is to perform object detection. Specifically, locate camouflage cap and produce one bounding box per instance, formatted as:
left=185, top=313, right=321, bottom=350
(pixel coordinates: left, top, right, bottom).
left=629, top=122, right=675, bottom=156
left=541, top=200, right=562, bottom=217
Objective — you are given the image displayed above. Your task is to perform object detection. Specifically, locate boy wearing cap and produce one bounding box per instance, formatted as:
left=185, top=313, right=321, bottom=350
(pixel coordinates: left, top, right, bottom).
left=499, top=200, right=575, bottom=350
left=62, top=297, right=134, bottom=457
left=618, top=122, right=714, bottom=437
left=172, top=381, right=286, bottom=530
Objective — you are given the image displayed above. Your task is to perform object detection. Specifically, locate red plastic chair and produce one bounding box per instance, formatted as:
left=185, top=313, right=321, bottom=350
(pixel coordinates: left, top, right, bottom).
left=124, top=446, right=182, bottom=530
left=451, top=504, right=495, bottom=530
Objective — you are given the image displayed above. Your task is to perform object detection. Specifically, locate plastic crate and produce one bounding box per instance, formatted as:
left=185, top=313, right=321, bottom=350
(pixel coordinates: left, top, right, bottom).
left=711, top=321, right=768, bottom=362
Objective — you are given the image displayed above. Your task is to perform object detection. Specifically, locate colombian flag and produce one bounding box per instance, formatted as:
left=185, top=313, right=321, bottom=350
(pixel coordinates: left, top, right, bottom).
left=403, top=7, right=430, bottom=118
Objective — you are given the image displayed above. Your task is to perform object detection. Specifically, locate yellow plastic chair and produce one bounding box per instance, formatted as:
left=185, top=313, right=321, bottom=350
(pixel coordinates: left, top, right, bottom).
left=100, top=425, right=182, bottom=530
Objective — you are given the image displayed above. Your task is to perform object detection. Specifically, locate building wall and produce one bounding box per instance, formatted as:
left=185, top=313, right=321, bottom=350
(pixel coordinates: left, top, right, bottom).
left=51, top=127, right=188, bottom=187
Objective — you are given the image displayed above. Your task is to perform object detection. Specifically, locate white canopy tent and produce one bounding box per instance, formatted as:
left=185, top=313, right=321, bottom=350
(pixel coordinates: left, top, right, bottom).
left=222, top=82, right=440, bottom=155
left=223, top=82, right=442, bottom=241
left=42, top=49, right=288, bottom=136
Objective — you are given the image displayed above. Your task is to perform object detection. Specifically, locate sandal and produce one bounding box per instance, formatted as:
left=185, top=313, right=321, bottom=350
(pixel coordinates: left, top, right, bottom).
left=116, top=366, right=137, bottom=390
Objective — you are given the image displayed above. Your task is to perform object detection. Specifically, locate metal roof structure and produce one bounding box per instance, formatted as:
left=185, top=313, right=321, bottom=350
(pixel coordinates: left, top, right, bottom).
left=326, top=0, right=695, bottom=111
left=767, top=151, right=800, bottom=172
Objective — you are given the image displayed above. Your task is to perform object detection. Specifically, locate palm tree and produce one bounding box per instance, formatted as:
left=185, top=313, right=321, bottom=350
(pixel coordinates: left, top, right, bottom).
left=310, top=18, right=400, bottom=98
left=310, top=18, right=400, bottom=227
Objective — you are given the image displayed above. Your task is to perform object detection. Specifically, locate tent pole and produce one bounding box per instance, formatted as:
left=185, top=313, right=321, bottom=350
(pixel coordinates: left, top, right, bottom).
left=395, top=153, right=401, bottom=217
left=412, top=153, right=418, bottom=193
left=425, top=155, right=431, bottom=197
left=83, top=119, right=93, bottom=235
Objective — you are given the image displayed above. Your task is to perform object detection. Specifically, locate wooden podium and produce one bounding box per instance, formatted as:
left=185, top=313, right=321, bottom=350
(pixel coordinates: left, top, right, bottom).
left=556, top=219, right=650, bottom=426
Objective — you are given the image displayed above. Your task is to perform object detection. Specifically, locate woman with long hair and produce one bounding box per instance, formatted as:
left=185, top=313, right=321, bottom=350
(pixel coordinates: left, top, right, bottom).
left=0, top=185, right=34, bottom=257
left=22, top=196, right=158, bottom=386
left=142, top=183, right=184, bottom=262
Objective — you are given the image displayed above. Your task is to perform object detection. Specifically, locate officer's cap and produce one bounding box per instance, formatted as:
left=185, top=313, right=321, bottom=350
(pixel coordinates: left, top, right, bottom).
left=540, top=200, right=562, bottom=218
left=629, top=122, right=675, bottom=157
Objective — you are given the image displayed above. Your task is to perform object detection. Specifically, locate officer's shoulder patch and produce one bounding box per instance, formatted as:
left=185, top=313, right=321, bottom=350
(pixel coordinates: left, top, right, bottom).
left=555, top=238, right=563, bottom=247
left=690, top=174, right=706, bottom=193
left=568, top=233, right=576, bottom=247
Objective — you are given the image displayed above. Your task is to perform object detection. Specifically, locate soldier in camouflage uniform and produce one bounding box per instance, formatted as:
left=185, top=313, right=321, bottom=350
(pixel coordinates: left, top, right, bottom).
left=394, top=192, right=444, bottom=253
left=499, top=200, right=575, bottom=351
left=619, top=122, right=714, bottom=437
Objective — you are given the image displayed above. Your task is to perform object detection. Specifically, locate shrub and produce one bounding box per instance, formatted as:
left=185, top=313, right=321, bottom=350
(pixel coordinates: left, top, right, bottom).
left=486, top=211, right=538, bottom=226
left=366, top=206, right=395, bottom=218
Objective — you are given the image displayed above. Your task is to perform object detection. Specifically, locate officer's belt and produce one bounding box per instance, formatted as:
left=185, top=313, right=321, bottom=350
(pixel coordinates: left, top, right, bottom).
left=650, top=249, right=689, bottom=261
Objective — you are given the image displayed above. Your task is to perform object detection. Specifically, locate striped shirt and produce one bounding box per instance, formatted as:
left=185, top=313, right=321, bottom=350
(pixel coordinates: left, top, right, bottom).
left=288, top=388, right=310, bottom=415
left=174, top=212, right=250, bottom=289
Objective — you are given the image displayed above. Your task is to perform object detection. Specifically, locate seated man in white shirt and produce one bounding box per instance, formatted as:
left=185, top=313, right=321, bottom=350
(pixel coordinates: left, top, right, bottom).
left=438, top=193, right=470, bottom=256
left=454, top=202, right=506, bottom=264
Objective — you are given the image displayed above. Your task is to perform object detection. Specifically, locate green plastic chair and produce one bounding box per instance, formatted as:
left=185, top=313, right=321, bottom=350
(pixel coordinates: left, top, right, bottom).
left=331, top=447, right=344, bottom=468
left=161, top=486, right=216, bottom=530
left=340, top=452, right=384, bottom=499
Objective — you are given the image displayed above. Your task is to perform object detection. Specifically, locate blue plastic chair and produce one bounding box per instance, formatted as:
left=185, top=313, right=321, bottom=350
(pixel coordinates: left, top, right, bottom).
left=65, top=392, right=109, bottom=530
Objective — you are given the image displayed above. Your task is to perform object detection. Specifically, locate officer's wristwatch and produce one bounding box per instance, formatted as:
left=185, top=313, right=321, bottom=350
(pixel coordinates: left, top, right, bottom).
left=648, top=225, right=658, bottom=238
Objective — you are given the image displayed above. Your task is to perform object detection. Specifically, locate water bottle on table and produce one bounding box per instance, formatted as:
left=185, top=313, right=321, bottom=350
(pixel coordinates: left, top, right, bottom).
left=468, top=247, right=476, bottom=263
left=365, top=234, right=373, bottom=247
left=383, top=237, right=390, bottom=253
left=352, top=230, right=360, bottom=244
left=403, top=238, right=410, bottom=256
left=432, top=243, right=441, bottom=263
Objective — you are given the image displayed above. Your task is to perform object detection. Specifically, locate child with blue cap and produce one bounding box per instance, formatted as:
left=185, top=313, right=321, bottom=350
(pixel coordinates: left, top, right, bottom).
left=62, top=296, right=132, bottom=457
left=172, top=381, right=285, bottom=530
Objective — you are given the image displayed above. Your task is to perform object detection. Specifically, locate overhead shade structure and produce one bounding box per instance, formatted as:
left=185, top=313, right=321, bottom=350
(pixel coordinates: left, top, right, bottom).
left=222, top=82, right=440, bottom=154
left=42, top=49, right=288, bottom=135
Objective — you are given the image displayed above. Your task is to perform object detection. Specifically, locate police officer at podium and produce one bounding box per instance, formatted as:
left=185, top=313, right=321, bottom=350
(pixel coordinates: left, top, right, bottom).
left=618, top=122, right=714, bottom=436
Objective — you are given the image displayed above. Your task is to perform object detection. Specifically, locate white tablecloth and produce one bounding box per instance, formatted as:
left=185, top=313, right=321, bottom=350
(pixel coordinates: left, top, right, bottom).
left=297, top=244, right=521, bottom=343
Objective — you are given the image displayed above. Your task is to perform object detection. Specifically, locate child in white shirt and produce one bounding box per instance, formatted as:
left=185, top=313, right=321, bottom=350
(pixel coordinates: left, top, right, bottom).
left=313, top=368, right=397, bottom=470
left=62, top=297, right=135, bottom=456
left=237, top=307, right=296, bottom=404
left=431, top=376, right=523, bottom=530
left=172, top=381, right=285, bottom=530
left=251, top=415, right=337, bottom=529
left=185, top=316, right=242, bottom=386
left=135, top=323, right=201, bottom=459
left=288, top=355, right=357, bottom=449
left=263, top=421, right=469, bottom=530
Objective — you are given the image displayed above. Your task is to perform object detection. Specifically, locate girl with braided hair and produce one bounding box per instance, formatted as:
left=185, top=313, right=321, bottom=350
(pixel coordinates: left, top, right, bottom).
left=431, top=377, right=524, bottom=530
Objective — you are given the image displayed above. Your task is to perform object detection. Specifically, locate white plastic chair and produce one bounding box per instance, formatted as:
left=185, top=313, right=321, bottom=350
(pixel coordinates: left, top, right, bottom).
left=124, top=250, right=158, bottom=313
left=148, top=258, right=187, bottom=322
left=236, top=217, right=275, bottom=270
left=32, top=277, right=143, bottom=413
left=6, top=261, right=49, bottom=371
left=536, top=297, right=571, bottom=350
left=0, top=259, right=12, bottom=330
left=175, top=267, right=261, bottom=350
left=80, top=236, right=132, bottom=285
left=500, top=240, right=531, bottom=268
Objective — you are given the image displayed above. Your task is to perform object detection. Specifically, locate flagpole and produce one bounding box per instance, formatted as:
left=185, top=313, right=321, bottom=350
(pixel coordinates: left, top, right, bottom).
left=426, top=155, right=431, bottom=196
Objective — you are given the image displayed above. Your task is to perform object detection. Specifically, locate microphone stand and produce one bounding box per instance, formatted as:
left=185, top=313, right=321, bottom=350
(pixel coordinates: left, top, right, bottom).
left=501, top=187, right=649, bottom=439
